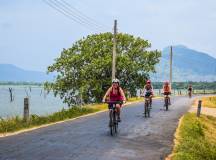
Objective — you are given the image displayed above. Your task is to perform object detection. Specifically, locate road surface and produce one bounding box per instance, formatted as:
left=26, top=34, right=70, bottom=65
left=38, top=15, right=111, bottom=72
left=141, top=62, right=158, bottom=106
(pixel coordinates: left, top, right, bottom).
left=0, top=96, right=193, bottom=160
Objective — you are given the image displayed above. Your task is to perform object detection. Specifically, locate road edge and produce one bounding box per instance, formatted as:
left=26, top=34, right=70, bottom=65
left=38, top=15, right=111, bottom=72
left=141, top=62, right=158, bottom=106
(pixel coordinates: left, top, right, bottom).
left=165, top=115, right=184, bottom=160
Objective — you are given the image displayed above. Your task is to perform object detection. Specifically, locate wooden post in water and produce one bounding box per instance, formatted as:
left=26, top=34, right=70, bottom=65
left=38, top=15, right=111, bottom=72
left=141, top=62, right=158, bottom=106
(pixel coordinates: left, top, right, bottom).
left=24, top=97, right=29, bottom=122
left=9, top=88, right=13, bottom=102
left=197, top=100, right=202, bottom=117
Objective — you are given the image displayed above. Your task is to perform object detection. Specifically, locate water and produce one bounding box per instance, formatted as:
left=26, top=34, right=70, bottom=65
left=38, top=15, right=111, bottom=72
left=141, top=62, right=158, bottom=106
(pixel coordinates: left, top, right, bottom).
left=0, top=85, right=66, bottom=118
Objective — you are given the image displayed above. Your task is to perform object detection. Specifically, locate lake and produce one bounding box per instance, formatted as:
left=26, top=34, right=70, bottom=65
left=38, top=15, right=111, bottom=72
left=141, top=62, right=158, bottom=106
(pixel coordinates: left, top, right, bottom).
left=0, top=85, right=66, bottom=118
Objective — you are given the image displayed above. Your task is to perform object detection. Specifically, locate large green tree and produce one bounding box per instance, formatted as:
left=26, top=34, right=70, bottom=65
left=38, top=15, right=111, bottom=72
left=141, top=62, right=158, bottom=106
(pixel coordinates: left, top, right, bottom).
left=45, top=32, right=161, bottom=106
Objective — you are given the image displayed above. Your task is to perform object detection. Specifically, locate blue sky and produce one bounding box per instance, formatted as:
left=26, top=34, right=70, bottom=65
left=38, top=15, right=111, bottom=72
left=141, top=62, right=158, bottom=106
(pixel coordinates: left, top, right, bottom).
left=1, top=0, right=216, bottom=71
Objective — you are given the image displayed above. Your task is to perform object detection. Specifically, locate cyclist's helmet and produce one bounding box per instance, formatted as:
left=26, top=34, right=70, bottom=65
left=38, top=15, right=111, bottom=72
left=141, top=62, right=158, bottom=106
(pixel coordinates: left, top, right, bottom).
left=164, top=80, right=169, bottom=85
left=146, top=80, right=151, bottom=84
left=112, top=78, right=120, bottom=85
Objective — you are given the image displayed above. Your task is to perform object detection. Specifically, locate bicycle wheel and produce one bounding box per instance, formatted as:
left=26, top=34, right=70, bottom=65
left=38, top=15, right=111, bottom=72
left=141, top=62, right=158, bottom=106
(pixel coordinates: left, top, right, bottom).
left=144, top=101, right=148, bottom=117
left=165, top=98, right=169, bottom=111
left=113, top=111, right=118, bottom=134
left=147, top=102, right=150, bottom=117
left=109, top=110, right=114, bottom=136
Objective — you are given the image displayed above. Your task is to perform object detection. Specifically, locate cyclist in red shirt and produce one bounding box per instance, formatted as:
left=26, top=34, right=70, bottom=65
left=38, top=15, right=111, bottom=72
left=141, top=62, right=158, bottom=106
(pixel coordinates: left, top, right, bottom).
left=162, top=81, right=171, bottom=105
left=102, top=79, right=126, bottom=122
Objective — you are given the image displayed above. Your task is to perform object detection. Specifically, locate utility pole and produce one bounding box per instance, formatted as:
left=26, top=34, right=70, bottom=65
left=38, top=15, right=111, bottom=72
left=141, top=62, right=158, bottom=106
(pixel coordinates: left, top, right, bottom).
left=170, top=46, right=173, bottom=89
left=112, top=20, right=117, bottom=80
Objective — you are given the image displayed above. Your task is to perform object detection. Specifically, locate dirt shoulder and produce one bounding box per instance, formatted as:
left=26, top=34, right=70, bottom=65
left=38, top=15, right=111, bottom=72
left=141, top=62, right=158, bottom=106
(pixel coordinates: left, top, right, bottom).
left=189, top=96, right=216, bottom=117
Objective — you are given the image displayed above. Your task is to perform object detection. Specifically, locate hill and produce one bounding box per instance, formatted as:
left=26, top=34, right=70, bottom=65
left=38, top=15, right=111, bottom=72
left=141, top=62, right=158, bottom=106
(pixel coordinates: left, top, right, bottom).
left=151, top=45, right=216, bottom=82
left=0, top=64, right=54, bottom=82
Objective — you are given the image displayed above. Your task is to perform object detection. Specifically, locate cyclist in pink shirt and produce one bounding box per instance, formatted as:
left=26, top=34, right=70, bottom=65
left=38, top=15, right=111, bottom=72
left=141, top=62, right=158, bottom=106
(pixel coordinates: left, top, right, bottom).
left=102, top=79, right=126, bottom=122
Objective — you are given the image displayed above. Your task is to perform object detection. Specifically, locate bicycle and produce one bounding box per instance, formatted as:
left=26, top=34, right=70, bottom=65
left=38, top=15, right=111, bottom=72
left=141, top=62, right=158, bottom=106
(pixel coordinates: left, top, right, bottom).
left=164, top=94, right=170, bottom=111
left=188, top=91, right=192, bottom=98
left=105, top=101, right=122, bottom=136
left=144, top=96, right=151, bottom=117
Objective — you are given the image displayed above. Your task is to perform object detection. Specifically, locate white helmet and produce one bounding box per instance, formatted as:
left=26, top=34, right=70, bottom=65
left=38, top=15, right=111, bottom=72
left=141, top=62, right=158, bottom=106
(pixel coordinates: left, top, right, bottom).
left=112, top=78, right=120, bottom=84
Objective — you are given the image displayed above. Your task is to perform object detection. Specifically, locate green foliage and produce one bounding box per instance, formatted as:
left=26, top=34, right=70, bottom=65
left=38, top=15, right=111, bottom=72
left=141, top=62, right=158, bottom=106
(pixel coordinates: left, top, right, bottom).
left=152, top=81, right=216, bottom=90
left=172, top=113, right=216, bottom=160
left=45, top=32, right=161, bottom=106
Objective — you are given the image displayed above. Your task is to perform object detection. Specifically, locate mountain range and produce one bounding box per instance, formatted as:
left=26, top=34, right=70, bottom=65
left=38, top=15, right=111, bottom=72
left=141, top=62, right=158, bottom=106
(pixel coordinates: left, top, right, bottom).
left=0, top=45, right=216, bottom=82
left=0, top=64, right=54, bottom=82
left=151, top=45, right=216, bottom=82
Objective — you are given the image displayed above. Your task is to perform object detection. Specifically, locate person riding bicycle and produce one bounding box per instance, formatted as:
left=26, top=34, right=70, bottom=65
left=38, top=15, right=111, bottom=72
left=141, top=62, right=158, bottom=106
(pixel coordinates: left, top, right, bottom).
left=142, top=80, right=154, bottom=107
left=188, top=84, right=193, bottom=96
left=162, top=81, right=171, bottom=105
left=102, top=78, right=126, bottom=122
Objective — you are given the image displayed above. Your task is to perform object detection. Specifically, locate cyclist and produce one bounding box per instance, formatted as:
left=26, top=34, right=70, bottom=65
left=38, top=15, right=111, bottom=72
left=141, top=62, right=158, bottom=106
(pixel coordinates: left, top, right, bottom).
left=102, top=79, right=126, bottom=122
left=188, top=84, right=193, bottom=97
left=142, top=80, right=154, bottom=107
left=162, top=81, right=171, bottom=105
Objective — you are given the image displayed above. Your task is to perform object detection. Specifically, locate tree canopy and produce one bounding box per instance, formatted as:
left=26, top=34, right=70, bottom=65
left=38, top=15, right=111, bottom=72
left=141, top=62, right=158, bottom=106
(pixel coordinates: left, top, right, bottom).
left=45, top=32, right=161, bottom=106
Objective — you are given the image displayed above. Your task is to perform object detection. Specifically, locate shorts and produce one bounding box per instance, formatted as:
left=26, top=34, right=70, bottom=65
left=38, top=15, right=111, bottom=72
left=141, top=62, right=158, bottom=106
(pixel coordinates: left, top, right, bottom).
left=164, top=92, right=171, bottom=95
left=108, top=102, right=122, bottom=109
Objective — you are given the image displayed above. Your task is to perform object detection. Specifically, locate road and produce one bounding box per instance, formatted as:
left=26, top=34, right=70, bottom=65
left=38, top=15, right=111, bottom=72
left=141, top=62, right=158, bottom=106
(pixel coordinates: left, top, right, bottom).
left=0, top=96, right=193, bottom=160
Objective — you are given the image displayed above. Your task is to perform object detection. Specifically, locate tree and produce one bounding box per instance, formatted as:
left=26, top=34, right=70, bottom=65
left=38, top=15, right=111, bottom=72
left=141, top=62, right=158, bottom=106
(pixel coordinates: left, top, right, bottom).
left=45, top=32, right=161, bottom=106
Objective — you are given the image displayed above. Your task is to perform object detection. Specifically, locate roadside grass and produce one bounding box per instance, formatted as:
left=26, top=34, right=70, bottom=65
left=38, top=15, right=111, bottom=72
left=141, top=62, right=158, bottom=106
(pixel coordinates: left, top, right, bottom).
left=171, top=112, right=216, bottom=160
left=127, top=97, right=144, bottom=102
left=0, top=97, right=144, bottom=134
left=127, top=96, right=162, bottom=102
left=200, top=96, right=216, bottom=108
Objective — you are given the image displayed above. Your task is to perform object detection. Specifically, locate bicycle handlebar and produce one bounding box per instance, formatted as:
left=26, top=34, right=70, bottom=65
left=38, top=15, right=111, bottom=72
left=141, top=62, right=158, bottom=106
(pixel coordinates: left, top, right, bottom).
left=161, top=93, right=171, bottom=95
left=104, top=100, right=124, bottom=104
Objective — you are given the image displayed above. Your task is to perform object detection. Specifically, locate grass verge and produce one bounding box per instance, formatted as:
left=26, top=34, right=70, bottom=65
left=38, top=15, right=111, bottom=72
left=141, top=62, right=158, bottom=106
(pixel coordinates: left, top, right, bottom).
left=170, top=112, right=216, bottom=160
left=200, top=96, right=216, bottom=108
left=0, top=97, right=144, bottom=134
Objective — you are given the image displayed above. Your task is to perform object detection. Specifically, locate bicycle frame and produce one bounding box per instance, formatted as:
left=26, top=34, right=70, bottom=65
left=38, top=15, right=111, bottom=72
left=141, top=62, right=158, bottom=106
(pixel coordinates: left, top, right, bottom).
left=188, top=91, right=192, bottom=98
left=164, top=95, right=169, bottom=111
left=105, top=101, right=122, bottom=136
left=144, top=96, right=151, bottom=117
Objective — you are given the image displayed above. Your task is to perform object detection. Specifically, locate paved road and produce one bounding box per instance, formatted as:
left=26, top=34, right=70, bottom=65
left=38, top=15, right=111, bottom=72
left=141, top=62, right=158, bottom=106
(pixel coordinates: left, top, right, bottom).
left=0, top=96, right=193, bottom=160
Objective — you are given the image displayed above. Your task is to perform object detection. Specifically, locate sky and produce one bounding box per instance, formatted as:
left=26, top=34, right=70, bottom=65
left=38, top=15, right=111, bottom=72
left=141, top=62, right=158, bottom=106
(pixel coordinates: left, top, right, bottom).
left=1, top=0, right=216, bottom=71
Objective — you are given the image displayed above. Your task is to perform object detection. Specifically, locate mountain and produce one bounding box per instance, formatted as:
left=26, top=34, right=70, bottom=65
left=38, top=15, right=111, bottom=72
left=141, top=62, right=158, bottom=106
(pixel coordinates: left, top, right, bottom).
left=151, top=45, right=216, bottom=82
left=0, top=64, right=54, bottom=82
left=1, top=45, right=216, bottom=82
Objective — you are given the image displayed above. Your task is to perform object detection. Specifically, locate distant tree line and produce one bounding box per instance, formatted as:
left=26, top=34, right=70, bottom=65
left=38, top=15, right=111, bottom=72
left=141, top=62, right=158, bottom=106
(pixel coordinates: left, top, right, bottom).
left=152, top=82, right=216, bottom=90
left=0, top=81, right=42, bottom=86
left=0, top=81, right=215, bottom=90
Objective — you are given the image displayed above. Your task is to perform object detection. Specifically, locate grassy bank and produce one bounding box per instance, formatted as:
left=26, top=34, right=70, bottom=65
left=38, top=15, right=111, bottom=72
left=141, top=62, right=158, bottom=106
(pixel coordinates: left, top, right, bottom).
left=0, top=97, right=144, bottom=134
left=200, top=96, right=216, bottom=108
left=170, top=113, right=216, bottom=160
